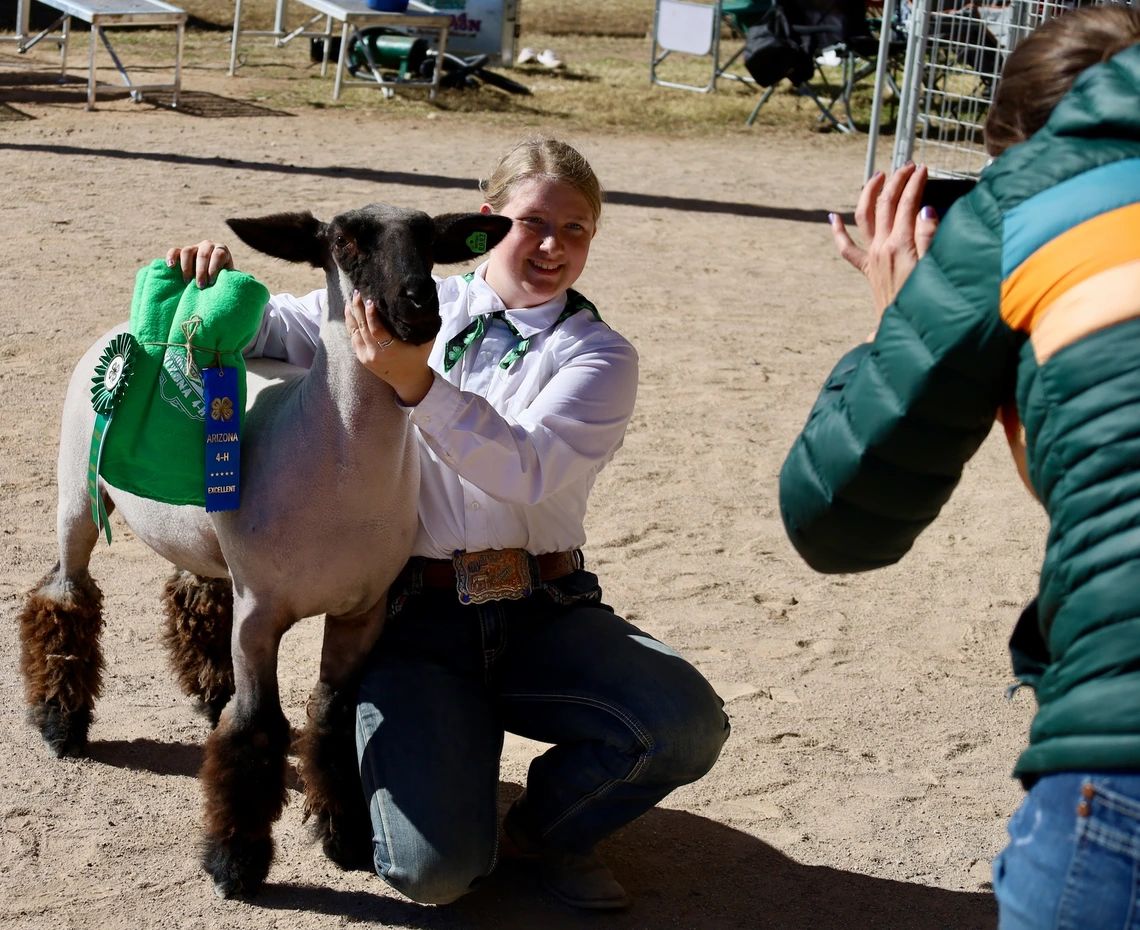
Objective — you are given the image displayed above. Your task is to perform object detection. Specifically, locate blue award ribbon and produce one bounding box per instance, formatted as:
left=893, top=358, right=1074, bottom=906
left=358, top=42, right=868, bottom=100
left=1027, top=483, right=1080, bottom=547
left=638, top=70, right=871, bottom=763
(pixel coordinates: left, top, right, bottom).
left=203, top=366, right=241, bottom=513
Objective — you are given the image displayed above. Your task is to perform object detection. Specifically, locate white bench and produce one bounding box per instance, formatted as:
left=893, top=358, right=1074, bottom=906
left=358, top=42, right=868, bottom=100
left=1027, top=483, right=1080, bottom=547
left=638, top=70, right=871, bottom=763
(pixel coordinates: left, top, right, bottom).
left=229, top=0, right=450, bottom=100
left=15, top=0, right=186, bottom=110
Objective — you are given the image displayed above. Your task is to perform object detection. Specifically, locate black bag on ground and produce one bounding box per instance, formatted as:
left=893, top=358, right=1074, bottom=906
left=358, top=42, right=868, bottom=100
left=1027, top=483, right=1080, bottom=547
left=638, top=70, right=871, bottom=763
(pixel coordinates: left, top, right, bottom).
left=743, top=5, right=815, bottom=87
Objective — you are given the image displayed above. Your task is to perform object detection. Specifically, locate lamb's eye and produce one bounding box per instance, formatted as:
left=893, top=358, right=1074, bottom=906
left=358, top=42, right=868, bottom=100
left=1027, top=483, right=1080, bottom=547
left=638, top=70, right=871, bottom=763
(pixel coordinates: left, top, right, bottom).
left=334, top=235, right=346, bottom=248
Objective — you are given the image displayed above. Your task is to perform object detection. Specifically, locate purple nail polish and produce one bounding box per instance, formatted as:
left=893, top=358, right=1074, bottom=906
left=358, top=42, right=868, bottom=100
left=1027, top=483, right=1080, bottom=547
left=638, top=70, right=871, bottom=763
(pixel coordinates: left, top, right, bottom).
left=166, top=258, right=175, bottom=267
left=827, top=212, right=837, bottom=224
left=920, top=205, right=937, bottom=220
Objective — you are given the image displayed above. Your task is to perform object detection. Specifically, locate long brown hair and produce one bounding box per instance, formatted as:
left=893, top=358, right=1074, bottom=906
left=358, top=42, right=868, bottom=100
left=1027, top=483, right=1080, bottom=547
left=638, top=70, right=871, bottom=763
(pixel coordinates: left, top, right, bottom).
left=984, top=4, right=1140, bottom=157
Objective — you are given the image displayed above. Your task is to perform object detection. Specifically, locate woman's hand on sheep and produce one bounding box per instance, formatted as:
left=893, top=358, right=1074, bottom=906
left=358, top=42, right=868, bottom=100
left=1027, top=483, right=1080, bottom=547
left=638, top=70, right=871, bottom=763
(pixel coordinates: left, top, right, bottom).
left=346, top=290, right=436, bottom=406
left=166, top=241, right=235, bottom=289
left=827, top=163, right=940, bottom=335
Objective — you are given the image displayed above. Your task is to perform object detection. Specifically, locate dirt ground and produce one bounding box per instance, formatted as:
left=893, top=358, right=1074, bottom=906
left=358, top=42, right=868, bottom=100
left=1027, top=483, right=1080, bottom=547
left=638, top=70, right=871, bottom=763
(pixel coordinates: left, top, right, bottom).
left=0, top=44, right=1047, bottom=930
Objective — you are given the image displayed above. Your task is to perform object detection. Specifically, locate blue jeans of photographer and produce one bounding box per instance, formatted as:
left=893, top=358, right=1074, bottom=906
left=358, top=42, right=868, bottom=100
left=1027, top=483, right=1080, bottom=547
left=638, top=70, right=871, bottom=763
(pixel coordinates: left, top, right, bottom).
left=993, top=772, right=1140, bottom=929
left=354, top=566, right=730, bottom=905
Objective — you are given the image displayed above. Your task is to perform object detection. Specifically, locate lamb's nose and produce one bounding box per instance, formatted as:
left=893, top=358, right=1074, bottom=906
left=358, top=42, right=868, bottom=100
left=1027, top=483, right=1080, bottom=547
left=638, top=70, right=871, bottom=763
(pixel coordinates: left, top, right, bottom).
left=405, top=280, right=437, bottom=310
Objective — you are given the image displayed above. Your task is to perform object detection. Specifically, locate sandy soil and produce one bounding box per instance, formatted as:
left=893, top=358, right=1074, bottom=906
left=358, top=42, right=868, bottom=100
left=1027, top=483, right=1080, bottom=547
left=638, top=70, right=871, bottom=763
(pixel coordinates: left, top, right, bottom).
left=0, top=48, right=1047, bottom=930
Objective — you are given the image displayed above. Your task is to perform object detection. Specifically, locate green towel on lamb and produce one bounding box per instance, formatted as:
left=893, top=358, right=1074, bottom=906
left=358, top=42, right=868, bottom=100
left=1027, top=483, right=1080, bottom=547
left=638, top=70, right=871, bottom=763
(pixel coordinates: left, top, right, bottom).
left=97, top=259, right=269, bottom=508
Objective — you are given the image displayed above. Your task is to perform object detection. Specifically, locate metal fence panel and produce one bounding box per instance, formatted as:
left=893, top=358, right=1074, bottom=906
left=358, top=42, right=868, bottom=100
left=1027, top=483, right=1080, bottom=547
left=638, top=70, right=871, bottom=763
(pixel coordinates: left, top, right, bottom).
left=892, top=0, right=1135, bottom=177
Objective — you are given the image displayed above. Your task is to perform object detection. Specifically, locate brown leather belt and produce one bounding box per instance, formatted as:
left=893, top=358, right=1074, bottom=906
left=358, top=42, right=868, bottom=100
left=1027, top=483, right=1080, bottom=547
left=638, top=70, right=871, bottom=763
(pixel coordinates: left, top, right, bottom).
left=419, top=549, right=580, bottom=604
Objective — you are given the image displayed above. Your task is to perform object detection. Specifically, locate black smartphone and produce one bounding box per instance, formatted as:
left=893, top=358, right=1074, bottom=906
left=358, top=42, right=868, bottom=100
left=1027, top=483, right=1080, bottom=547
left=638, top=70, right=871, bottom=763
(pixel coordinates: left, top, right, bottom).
left=921, top=178, right=977, bottom=218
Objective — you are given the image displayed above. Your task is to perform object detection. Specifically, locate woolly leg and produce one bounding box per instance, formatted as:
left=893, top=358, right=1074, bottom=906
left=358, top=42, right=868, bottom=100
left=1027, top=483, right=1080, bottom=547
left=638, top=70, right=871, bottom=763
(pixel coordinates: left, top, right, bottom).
left=297, top=680, right=373, bottom=870
left=161, top=570, right=235, bottom=726
left=17, top=566, right=105, bottom=758
left=297, top=609, right=387, bottom=871
left=199, top=701, right=290, bottom=898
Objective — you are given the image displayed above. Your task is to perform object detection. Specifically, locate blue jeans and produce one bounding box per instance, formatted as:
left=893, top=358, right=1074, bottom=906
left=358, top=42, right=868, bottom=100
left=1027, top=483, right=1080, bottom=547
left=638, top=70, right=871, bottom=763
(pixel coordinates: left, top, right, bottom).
left=354, top=569, right=730, bottom=905
left=994, top=772, right=1140, bottom=929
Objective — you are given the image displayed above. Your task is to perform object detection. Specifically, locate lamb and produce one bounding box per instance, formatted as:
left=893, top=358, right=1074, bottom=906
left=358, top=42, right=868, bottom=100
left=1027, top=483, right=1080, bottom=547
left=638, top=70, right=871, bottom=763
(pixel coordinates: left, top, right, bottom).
left=16, top=203, right=512, bottom=898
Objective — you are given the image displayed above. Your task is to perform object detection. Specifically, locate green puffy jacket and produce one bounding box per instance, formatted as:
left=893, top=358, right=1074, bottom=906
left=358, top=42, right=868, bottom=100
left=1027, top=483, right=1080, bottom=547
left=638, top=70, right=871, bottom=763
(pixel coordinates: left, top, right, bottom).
left=779, top=44, right=1140, bottom=779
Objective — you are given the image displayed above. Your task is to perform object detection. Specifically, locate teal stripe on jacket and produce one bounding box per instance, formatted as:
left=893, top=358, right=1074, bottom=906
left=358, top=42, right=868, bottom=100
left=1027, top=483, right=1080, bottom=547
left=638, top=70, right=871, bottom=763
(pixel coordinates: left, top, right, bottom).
left=1001, top=157, right=1140, bottom=279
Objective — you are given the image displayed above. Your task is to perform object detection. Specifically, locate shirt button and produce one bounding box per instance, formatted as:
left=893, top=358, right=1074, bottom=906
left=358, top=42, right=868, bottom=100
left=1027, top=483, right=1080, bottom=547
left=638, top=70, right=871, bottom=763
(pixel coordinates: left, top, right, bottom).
left=471, top=502, right=480, bottom=510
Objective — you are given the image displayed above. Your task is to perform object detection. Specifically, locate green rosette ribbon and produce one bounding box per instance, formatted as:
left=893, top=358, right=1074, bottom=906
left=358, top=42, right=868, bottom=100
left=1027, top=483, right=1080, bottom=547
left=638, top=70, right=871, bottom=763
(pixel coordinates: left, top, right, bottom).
left=88, top=332, right=138, bottom=544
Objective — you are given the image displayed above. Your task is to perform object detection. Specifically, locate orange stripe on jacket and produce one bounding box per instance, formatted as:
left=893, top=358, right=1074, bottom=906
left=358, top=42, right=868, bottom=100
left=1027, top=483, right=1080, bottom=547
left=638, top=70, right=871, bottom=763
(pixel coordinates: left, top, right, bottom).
left=1001, top=201, right=1140, bottom=333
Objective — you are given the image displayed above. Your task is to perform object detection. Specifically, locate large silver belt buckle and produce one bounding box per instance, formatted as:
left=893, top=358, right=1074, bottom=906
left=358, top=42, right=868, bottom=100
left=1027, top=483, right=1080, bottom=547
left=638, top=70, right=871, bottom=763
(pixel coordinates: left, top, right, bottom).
left=452, top=549, right=534, bottom=605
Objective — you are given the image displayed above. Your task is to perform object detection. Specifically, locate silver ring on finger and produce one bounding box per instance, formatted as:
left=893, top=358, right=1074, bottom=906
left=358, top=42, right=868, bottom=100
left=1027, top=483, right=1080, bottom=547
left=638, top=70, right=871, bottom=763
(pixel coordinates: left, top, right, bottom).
left=377, top=337, right=393, bottom=349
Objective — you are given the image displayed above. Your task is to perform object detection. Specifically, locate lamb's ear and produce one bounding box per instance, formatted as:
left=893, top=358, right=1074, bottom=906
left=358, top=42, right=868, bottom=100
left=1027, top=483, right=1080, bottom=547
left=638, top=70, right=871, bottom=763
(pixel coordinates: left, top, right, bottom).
left=226, top=212, right=328, bottom=268
left=432, top=213, right=514, bottom=265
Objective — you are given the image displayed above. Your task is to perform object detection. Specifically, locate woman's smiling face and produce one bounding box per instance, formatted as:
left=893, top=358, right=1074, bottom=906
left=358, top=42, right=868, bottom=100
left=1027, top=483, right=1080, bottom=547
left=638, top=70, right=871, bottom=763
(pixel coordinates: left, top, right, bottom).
left=481, top=177, right=597, bottom=309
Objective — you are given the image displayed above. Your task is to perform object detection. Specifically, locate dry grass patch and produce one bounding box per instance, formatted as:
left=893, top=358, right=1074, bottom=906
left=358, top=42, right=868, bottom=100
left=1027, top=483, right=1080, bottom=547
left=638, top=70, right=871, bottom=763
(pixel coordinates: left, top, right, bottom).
left=174, top=0, right=656, bottom=36
left=0, top=0, right=892, bottom=137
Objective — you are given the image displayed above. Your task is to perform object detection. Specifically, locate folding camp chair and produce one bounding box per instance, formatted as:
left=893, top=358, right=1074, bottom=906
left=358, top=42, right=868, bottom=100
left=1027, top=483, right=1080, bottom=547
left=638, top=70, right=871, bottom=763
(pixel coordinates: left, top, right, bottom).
left=822, top=0, right=907, bottom=131
left=743, top=0, right=901, bottom=131
left=649, top=0, right=773, bottom=92
left=741, top=0, right=851, bottom=129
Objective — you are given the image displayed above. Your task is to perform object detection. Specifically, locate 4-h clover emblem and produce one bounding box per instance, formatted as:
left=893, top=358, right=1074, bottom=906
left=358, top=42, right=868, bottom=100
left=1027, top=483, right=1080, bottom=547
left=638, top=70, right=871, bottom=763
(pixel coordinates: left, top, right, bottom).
left=210, top=396, right=234, bottom=422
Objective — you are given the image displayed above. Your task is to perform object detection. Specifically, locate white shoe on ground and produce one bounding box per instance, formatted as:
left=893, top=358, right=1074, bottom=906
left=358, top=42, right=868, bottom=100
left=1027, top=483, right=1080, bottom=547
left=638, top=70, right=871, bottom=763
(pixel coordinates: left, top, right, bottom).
left=537, top=48, right=564, bottom=69
left=516, top=46, right=537, bottom=65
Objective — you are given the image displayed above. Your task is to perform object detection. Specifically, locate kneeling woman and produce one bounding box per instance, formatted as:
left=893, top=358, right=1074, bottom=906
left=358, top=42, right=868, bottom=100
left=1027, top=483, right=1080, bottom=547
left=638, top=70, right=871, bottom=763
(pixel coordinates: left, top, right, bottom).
left=172, top=137, right=729, bottom=911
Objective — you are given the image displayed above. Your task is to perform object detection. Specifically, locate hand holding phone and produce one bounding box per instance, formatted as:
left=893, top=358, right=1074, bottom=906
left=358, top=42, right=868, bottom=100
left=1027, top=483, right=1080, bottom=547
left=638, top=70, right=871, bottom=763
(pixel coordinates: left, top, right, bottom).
left=827, top=163, right=943, bottom=330
left=919, top=177, right=977, bottom=218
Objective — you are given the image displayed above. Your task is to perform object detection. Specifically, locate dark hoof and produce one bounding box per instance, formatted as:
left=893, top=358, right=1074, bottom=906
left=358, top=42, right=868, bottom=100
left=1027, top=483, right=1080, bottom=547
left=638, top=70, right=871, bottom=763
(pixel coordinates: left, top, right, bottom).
left=29, top=702, right=91, bottom=758
left=201, top=695, right=230, bottom=729
left=316, top=812, right=374, bottom=872
left=201, top=834, right=273, bottom=898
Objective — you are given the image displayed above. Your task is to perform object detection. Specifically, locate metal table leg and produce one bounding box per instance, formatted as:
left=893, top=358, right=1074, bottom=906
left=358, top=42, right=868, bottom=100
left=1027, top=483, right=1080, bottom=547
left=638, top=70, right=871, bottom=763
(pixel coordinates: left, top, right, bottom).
left=60, top=16, right=69, bottom=73
left=87, top=20, right=97, bottom=110
left=173, top=22, right=184, bottom=106
left=333, top=19, right=349, bottom=100
left=320, top=14, right=332, bottom=76
left=430, top=25, right=447, bottom=100
left=229, top=0, right=243, bottom=75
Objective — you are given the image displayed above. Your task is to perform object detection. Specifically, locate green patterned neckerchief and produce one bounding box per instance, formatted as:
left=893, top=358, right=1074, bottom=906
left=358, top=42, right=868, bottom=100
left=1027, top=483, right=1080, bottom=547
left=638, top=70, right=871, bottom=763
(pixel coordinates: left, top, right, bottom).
left=442, top=273, right=602, bottom=373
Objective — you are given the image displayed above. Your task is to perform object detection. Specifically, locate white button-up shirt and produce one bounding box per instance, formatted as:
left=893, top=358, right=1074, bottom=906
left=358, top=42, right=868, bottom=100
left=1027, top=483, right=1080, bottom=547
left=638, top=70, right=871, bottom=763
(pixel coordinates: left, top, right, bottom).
left=245, top=263, right=639, bottom=559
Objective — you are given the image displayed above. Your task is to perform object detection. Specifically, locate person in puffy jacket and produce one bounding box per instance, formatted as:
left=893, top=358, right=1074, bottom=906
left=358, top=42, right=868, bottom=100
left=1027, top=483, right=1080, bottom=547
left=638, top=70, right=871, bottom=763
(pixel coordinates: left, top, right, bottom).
left=778, top=6, right=1140, bottom=928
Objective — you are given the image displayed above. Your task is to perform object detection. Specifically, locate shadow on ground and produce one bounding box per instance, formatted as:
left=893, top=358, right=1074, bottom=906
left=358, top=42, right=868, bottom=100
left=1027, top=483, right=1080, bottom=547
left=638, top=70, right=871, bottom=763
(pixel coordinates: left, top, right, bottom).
left=0, top=137, right=836, bottom=222
left=86, top=737, right=995, bottom=930
left=257, top=794, right=997, bottom=930
left=0, top=70, right=288, bottom=117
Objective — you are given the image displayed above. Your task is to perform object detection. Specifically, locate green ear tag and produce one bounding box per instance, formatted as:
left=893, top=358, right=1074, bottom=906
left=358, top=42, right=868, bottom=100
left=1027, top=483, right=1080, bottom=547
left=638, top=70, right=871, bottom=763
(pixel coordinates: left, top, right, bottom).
left=466, top=231, right=488, bottom=254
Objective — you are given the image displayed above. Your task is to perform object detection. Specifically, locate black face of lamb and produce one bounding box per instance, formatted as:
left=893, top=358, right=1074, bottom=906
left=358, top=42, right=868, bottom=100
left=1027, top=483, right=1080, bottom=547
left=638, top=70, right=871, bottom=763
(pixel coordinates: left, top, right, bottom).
left=328, top=205, right=442, bottom=346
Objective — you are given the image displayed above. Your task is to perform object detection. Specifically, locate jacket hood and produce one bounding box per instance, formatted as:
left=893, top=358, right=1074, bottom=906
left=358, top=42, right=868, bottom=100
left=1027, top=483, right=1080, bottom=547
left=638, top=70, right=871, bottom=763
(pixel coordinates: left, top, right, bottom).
left=1047, top=42, right=1140, bottom=143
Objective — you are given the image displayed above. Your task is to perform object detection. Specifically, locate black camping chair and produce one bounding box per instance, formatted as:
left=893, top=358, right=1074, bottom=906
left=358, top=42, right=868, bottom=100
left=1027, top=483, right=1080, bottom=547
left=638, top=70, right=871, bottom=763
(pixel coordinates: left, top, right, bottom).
left=743, top=0, right=902, bottom=131
left=823, top=0, right=907, bottom=131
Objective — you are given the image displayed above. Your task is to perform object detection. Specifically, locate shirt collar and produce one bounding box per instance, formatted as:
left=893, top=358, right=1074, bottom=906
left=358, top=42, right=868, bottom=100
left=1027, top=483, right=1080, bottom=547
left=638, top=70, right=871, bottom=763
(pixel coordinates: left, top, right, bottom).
left=466, top=262, right=568, bottom=339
